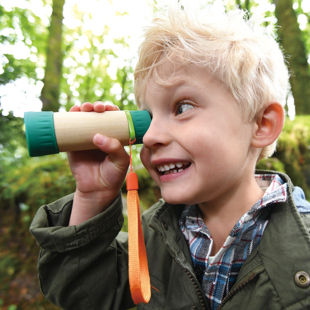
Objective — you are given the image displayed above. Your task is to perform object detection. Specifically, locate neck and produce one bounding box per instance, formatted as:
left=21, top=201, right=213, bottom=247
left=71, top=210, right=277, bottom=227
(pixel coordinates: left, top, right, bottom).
left=198, top=175, right=264, bottom=255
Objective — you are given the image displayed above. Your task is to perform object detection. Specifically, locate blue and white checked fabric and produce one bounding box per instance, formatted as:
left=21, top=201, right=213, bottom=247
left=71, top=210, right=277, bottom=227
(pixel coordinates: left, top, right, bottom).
left=179, top=174, right=287, bottom=310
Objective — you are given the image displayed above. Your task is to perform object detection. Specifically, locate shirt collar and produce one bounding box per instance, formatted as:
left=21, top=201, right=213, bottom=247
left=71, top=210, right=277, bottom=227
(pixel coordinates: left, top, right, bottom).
left=180, top=174, right=288, bottom=233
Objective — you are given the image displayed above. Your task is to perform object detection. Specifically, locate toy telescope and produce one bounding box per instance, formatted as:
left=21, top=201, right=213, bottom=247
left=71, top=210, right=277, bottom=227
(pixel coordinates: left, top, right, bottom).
left=24, top=110, right=151, bottom=157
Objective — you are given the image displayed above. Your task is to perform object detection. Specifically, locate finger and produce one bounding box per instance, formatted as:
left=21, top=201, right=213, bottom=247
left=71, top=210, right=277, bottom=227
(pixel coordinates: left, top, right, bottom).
left=93, top=101, right=106, bottom=112
left=93, top=101, right=119, bottom=112
left=80, top=102, right=94, bottom=112
left=93, top=134, right=129, bottom=168
left=70, top=105, right=81, bottom=112
left=104, top=103, right=120, bottom=111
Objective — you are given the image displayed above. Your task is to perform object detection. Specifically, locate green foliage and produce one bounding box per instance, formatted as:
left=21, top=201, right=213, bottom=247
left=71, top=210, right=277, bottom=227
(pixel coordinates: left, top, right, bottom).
left=122, top=212, right=129, bottom=233
left=0, top=155, right=75, bottom=212
left=0, top=111, right=28, bottom=204
left=59, top=5, right=137, bottom=112
left=0, top=110, right=26, bottom=152
left=277, top=116, right=310, bottom=197
left=256, top=157, right=286, bottom=172
left=0, top=153, right=74, bottom=308
left=0, top=3, right=47, bottom=85
left=256, top=115, right=310, bottom=199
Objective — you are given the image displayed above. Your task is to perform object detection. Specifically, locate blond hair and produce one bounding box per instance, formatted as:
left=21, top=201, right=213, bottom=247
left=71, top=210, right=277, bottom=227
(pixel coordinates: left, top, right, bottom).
left=134, top=3, right=289, bottom=160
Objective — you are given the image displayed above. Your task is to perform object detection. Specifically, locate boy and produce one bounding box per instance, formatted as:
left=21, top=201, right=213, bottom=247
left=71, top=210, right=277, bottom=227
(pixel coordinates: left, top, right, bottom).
left=30, top=3, right=310, bottom=310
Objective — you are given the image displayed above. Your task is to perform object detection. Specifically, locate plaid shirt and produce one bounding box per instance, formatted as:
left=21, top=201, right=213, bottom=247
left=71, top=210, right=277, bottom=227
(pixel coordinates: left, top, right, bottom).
left=179, top=174, right=287, bottom=310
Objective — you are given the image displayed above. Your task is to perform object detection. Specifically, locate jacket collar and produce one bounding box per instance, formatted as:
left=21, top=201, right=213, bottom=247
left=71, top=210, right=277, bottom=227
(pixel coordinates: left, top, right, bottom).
left=236, top=171, right=310, bottom=307
left=148, top=200, right=194, bottom=270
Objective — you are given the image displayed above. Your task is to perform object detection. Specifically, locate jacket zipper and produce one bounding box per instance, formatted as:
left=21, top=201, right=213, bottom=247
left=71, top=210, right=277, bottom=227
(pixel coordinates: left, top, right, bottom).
left=217, top=271, right=261, bottom=310
left=169, top=254, right=209, bottom=310
left=181, top=265, right=209, bottom=310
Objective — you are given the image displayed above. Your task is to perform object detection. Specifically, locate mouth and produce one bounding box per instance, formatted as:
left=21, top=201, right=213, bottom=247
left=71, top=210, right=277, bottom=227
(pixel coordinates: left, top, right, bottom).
left=156, top=162, right=191, bottom=176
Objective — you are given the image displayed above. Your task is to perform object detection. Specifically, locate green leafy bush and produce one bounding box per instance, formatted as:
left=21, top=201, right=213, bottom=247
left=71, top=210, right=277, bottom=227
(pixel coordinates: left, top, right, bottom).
left=256, top=116, right=310, bottom=199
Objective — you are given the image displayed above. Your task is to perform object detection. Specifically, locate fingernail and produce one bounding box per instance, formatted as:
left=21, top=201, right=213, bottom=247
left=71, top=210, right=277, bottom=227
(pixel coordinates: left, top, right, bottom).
left=94, top=134, right=105, bottom=146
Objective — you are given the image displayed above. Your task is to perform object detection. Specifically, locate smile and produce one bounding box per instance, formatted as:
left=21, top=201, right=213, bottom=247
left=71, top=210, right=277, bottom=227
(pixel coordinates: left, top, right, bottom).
left=156, top=162, right=191, bottom=175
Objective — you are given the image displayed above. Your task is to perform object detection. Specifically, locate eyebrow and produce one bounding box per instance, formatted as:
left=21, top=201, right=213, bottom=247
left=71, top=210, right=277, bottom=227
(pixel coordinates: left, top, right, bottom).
left=160, top=78, right=193, bottom=90
left=139, top=79, right=191, bottom=110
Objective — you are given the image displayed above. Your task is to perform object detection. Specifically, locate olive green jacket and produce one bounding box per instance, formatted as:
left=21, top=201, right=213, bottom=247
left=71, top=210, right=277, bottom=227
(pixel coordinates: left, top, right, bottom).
left=30, top=172, right=310, bottom=310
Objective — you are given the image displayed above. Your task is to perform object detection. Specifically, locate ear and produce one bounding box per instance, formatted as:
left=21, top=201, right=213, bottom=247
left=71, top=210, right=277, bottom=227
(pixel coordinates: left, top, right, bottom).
left=251, top=101, right=285, bottom=148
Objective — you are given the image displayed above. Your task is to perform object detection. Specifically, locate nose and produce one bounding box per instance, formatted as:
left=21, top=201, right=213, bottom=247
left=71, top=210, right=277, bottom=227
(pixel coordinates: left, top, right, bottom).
left=142, top=117, right=170, bottom=149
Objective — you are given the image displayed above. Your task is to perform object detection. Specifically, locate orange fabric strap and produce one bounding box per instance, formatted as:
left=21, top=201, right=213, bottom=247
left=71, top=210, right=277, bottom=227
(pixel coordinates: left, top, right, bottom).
left=126, top=142, right=151, bottom=305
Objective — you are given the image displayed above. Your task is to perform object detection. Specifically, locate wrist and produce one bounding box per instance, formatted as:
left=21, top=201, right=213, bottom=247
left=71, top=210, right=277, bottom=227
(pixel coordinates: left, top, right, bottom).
left=69, top=189, right=119, bottom=226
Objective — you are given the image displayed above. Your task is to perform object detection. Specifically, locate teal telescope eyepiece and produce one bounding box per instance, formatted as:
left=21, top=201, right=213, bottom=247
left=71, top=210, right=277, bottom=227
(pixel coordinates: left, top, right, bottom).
left=24, top=110, right=151, bottom=157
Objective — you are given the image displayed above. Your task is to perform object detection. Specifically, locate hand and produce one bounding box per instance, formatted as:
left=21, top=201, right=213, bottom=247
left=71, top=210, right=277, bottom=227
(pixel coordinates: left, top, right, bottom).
left=68, top=102, right=130, bottom=225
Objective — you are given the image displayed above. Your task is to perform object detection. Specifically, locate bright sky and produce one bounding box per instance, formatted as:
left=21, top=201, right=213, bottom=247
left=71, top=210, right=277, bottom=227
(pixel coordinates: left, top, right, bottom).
left=0, top=0, right=304, bottom=118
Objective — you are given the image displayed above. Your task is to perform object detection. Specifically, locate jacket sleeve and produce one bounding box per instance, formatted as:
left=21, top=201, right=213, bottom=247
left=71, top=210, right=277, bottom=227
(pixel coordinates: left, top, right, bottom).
left=29, top=192, right=135, bottom=310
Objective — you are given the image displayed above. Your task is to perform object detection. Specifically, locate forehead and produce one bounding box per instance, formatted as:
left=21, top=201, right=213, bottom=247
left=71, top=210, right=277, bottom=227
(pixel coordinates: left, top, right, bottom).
left=150, top=60, right=205, bottom=85
left=142, top=60, right=225, bottom=99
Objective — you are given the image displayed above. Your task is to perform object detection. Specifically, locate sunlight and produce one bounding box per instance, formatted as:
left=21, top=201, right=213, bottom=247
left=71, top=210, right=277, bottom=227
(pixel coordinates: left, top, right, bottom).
left=0, top=0, right=154, bottom=116
left=0, top=78, right=43, bottom=117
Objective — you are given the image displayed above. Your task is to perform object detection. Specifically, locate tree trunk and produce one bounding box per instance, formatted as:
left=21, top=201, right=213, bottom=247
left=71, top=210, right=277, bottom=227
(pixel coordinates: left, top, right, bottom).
left=274, top=0, right=310, bottom=115
left=41, top=0, right=65, bottom=112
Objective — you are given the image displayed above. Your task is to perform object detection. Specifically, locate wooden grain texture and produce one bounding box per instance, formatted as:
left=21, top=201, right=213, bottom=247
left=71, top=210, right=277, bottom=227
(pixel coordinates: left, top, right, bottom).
left=54, top=111, right=129, bottom=151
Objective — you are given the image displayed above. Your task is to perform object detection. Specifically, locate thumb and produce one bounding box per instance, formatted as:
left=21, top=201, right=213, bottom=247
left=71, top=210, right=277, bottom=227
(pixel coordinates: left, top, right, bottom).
left=93, top=134, right=129, bottom=169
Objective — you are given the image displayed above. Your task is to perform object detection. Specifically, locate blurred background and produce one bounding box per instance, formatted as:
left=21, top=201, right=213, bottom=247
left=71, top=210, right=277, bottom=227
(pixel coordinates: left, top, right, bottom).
left=1, top=0, right=310, bottom=309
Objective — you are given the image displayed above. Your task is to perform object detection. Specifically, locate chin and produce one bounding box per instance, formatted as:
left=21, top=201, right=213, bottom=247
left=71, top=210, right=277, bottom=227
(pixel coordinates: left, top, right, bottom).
left=160, top=187, right=207, bottom=206
left=161, top=192, right=191, bottom=206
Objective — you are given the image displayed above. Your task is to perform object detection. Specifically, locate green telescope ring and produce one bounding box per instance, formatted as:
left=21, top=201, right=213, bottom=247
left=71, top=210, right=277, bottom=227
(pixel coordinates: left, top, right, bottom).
left=128, top=110, right=151, bottom=144
left=24, top=111, right=59, bottom=157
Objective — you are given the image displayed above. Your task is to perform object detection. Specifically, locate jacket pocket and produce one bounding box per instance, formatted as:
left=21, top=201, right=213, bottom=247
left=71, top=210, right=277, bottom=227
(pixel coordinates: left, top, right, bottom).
left=138, top=275, right=165, bottom=309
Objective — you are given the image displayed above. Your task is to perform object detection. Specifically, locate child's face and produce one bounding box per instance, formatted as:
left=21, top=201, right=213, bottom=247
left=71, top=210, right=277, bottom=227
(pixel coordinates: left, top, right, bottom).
left=140, top=61, right=257, bottom=207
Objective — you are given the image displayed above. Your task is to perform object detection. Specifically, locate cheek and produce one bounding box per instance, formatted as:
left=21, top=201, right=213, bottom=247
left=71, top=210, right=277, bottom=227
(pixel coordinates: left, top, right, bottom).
left=140, top=146, right=152, bottom=172
left=140, top=147, right=159, bottom=184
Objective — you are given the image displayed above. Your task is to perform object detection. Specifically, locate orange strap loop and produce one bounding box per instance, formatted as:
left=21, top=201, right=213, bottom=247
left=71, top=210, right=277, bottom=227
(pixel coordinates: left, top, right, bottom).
left=126, top=140, right=151, bottom=305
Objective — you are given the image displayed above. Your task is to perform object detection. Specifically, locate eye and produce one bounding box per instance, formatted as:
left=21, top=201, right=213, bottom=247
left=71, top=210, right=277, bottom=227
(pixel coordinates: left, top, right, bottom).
left=176, top=102, right=194, bottom=115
